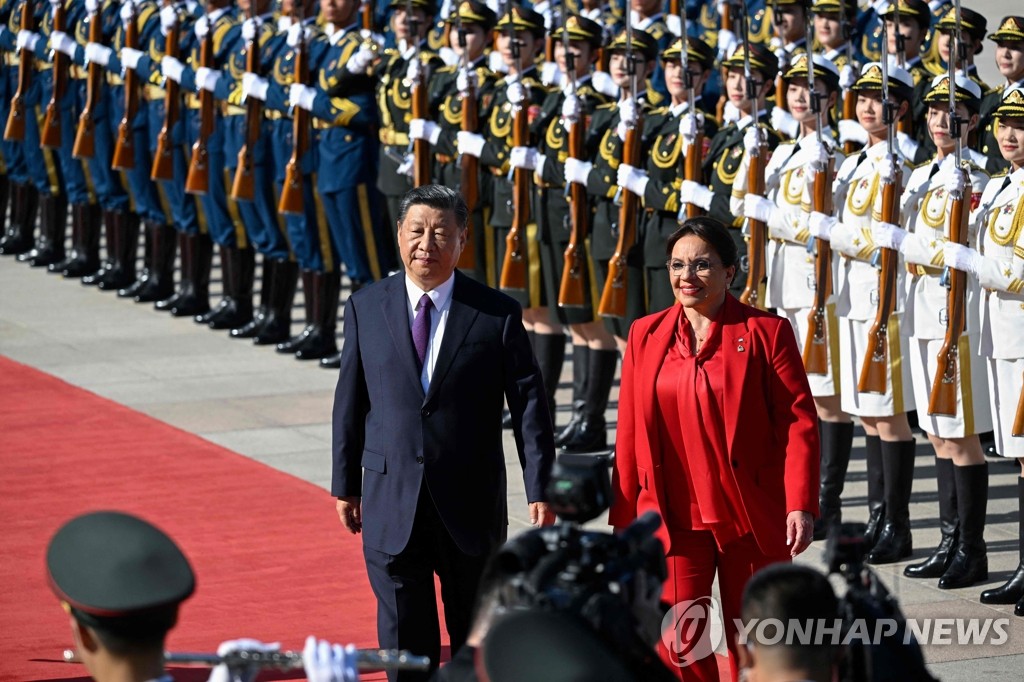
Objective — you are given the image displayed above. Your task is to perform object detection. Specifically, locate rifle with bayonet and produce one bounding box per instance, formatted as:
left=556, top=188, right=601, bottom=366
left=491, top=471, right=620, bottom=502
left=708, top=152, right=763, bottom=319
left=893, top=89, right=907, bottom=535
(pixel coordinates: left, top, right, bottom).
left=41, top=0, right=68, bottom=148
left=678, top=4, right=703, bottom=220
left=185, top=10, right=215, bottom=194
left=407, top=0, right=430, bottom=186
left=499, top=6, right=529, bottom=292
left=558, top=6, right=589, bottom=309
left=278, top=6, right=307, bottom=214
left=6, top=0, right=35, bottom=142
left=838, top=0, right=858, bottom=154
left=455, top=10, right=478, bottom=271
left=151, top=0, right=179, bottom=180
left=231, top=0, right=262, bottom=200
left=739, top=0, right=767, bottom=309
left=112, top=1, right=139, bottom=170
left=73, top=1, right=102, bottom=158
left=892, top=0, right=912, bottom=137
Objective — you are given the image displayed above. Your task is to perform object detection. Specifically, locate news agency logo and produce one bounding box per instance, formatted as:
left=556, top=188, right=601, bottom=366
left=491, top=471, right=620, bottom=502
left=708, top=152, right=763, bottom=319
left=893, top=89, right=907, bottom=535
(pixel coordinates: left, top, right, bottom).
left=736, top=617, right=1012, bottom=647
left=661, top=597, right=726, bottom=668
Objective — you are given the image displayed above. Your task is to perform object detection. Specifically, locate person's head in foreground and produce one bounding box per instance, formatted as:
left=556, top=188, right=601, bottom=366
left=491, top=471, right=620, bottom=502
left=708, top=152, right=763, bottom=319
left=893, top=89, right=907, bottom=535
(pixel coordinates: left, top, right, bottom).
left=47, top=511, right=195, bottom=682
left=736, top=563, right=841, bottom=682
left=665, top=217, right=739, bottom=316
left=397, top=184, right=469, bottom=291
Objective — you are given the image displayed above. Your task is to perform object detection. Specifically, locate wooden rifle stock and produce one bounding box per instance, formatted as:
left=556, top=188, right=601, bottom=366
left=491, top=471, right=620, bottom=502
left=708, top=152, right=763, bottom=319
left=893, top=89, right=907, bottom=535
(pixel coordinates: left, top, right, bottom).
left=112, top=3, right=139, bottom=170
left=456, top=76, right=479, bottom=270
left=278, top=18, right=307, bottom=215
left=151, top=3, right=180, bottom=181
left=1013, top=373, right=1024, bottom=437
left=558, top=114, right=589, bottom=309
left=740, top=140, right=767, bottom=308
left=715, top=3, right=731, bottom=125
left=5, top=0, right=34, bottom=142
left=498, top=90, right=529, bottom=292
left=231, top=6, right=262, bottom=200
left=41, top=0, right=67, bottom=149
left=73, top=7, right=102, bottom=159
left=927, top=169, right=971, bottom=416
left=842, top=88, right=857, bottom=154
left=803, top=156, right=835, bottom=374
left=598, top=116, right=641, bottom=319
left=857, top=168, right=902, bottom=394
left=411, top=58, right=431, bottom=187
left=185, top=30, right=215, bottom=194
left=684, top=124, right=704, bottom=219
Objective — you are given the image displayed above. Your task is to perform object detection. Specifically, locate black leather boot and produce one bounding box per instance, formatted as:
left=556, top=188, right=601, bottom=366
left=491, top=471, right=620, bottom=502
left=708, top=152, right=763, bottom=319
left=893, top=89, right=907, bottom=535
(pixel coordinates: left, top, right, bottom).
left=554, top=345, right=588, bottom=447
left=867, top=440, right=915, bottom=565
left=980, top=478, right=1024, bottom=603
left=277, top=269, right=316, bottom=353
left=82, top=210, right=118, bottom=285
left=939, top=462, right=989, bottom=589
left=294, top=270, right=340, bottom=360
left=97, top=211, right=140, bottom=291
left=0, top=179, right=24, bottom=255
left=813, top=421, right=855, bottom=541
left=204, top=247, right=255, bottom=330
left=254, top=259, right=299, bottom=345
left=196, top=245, right=230, bottom=325
left=169, top=232, right=212, bottom=317
left=232, top=256, right=273, bottom=339
left=52, top=203, right=101, bottom=277
left=533, top=333, right=567, bottom=425
left=0, top=182, right=37, bottom=256
left=905, top=458, right=959, bottom=578
left=132, top=222, right=176, bottom=302
left=863, top=434, right=886, bottom=549
left=0, top=174, right=9, bottom=242
left=20, top=194, right=67, bottom=267
left=118, top=215, right=154, bottom=298
left=561, top=349, right=617, bottom=454
left=155, top=231, right=190, bottom=312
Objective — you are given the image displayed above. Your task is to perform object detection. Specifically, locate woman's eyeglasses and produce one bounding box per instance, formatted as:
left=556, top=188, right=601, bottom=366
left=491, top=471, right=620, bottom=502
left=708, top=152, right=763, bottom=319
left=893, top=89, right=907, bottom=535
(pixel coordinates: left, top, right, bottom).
left=666, top=258, right=716, bottom=276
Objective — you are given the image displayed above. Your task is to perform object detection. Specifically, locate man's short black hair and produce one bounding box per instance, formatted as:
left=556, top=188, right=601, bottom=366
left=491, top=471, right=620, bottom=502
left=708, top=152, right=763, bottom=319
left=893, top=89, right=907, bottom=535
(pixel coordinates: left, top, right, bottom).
left=397, top=185, right=469, bottom=230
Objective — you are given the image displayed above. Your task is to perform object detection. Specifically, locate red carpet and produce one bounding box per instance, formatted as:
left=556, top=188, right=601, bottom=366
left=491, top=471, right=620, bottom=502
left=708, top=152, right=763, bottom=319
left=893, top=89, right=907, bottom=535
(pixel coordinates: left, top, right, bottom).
left=0, top=356, right=386, bottom=681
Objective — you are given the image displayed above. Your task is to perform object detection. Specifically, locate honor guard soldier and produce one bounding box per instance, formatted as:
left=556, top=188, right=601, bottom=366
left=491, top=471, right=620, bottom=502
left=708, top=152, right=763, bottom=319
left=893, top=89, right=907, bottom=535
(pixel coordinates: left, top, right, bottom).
left=888, top=73, right=992, bottom=585
left=881, top=0, right=932, bottom=154
left=409, top=0, right=499, bottom=284
left=807, top=61, right=918, bottom=559
left=934, top=7, right=989, bottom=91
left=0, top=0, right=14, bottom=257
left=47, top=511, right=196, bottom=682
left=977, top=17, right=1024, bottom=171
left=810, top=0, right=858, bottom=130
left=767, top=0, right=809, bottom=125
left=945, top=87, right=1024, bottom=616
left=854, top=0, right=887, bottom=65
left=919, top=0, right=951, bottom=74
left=628, top=0, right=671, bottom=97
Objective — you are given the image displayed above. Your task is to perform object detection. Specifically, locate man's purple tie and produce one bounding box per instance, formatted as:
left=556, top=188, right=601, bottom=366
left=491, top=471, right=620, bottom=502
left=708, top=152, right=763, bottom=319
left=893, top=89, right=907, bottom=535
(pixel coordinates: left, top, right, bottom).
left=412, top=293, right=433, bottom=367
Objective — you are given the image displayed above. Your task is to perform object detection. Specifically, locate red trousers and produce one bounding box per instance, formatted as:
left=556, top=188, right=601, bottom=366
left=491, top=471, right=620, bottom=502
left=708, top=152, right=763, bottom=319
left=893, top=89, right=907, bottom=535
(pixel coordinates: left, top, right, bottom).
left=658, top=530, right=789, bottom=681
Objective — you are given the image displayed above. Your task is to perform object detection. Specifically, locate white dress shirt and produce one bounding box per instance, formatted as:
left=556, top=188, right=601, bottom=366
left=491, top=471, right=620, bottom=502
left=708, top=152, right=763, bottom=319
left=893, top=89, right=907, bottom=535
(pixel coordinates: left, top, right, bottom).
left=405, top=273, right=456, bottom=392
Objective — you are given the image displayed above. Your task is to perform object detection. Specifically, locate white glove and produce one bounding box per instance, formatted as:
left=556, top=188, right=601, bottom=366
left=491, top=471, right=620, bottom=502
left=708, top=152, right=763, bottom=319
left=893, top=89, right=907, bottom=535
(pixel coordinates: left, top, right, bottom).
left=943, top=242, right=981, bottom=276
left=196, top=66, right=221, bottom=92
left=241, top=72, right=269, bottom=101
left=509, top=146, right=540, bottom=170
left=457, top=67, right=478, bottom=96
left=561, top=93, right=582, bottom=126
left=540, top=61, right=563, bottom=87
left=360, top=29, right=385, bottom=50
left=944, top=166, right=966, bottom=196
left=680, top=180, right=714, bottom=210
left=120, top=47, right=143, bottom=70
left=838, top=119, right=868, bottom=145
left=877, top=156, right=898, bottom=184
left=723, top=101, right=741, bottom=125
left=409, top=118, right=441, bottom=145
left=286, top=22, right=308, bottom=47
left=617, top=163, right=649, bottom=197
left=85, top=0, right=99, bottom=13
left=896, top=131, right=919, bottom=161
left=809, top=140, right=830, bottom=169
left=564, top=157, right=592, bottom=186
left=718, top=29, right=738, bottom=59
left=160, top=5, right=177, bottom=34
left=290, top=83, right=317, bottom=111
left=161, top=55, right=185, bottom=83
left=679, top=112, right=700, bottom=141
left=50, top=30, right=76, bottom=56
left=592, top=70, right=619, bottom=98
left=119, top=1, right=134, bottom=23
left=194, top=15, right=210, bottom=41
left=457, top=131, right=485, bottom=158
left=839, top=64, right=856, bottom=91
left=438, top=46, right=459, bottom=66
left=666, top=14, right=682, bottom=37
left=347, top=45, right=376, bottom=74
left=207, top=639, right=280, bottom=682
left=277, top=15, right=293, bottom=32
left=303, top=636, right=358, bottom=682
left=395, top=153, right=415, bottom=177
left=771, top=107, right=800, bottom=138
left=743, top=126, right=763, bottom=154
left=16, top=30, right=40, bottom=52
left=85, top=42, right=112, bottom=67
left=744, top=194, right=777, bottom=224
left=616, top=98, right=638, bottom=141
left=871, top=221, right=907, bottom=251
left=508, top=80, right=528, bottom=105
left=241, top=17, right=261, bottom=42
left=405, top=56, right=424, bottom=85
left=808, top=211, right=836, bottom=241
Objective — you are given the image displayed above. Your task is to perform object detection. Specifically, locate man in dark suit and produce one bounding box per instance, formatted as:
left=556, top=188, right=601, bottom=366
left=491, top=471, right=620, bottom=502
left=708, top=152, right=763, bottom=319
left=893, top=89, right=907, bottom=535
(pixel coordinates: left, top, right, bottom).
left=331, top=184, right=557, bottom=680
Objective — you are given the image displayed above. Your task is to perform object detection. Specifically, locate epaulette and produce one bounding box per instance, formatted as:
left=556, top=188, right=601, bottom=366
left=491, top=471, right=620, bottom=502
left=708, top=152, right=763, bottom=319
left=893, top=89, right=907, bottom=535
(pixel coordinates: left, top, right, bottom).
left=596, top=101, right=617, bottom=111
left=779, top=139, right=797, bottom=147
left=648, top=106, right=670, bottom=115
left=984, top=84, right=1002, bottom=96
left=437, top=64, right=458, bottom=75
left=991, top=168, right=1011, bottom=178
left=912, top=69, right=927, bottom=85
left=647, top=24, right=666, bottom=40
left=647, top=89, right=666, bottom=107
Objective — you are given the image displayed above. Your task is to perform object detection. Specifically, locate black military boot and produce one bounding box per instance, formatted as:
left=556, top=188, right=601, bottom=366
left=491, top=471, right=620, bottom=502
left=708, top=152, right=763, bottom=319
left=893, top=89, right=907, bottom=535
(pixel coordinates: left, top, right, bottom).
left=118, top=218, right=157, bottom=298
left=561, top=349, right=617, bottom=454
left=0, top=177, right=22, bottom=255
left=232, top=256, right=273, bottom=339
left=253, top=259, right=299, bottom=345
left=82, top=210, right=119, bottom=285
left=905, top=458, right=959, bottom=578
left=813, top=421, right=855, bottom=541
left=20, top=194, right=67, bottom=267
left=554, top=345, right=588, bottom=447
left=533, top=333, right=567, bottom=425
left=981, top=479, right=1024, bottom=603
left=52, top=203, right=101, bottom=278
left=939, top=462, right=989, bottom=589
left=155, top=232, right=190, bottom=312
left=133, top=222, right=177, bottom=302
left=0, top=174, right=9, bottom=240
left=294, top=270, right=341, bottom=360
left=866, top=440, right=915, bottom=565
left=277, top=269, right=316, bottom=354
left=0, top=182, right=37, bottom=256
left=204, top=247, right=255, bottom=330
left=97, top=211, right=140, bottom=291
left=169, top=232, right=212, bottom=317
left=863, top=434, right=886, bottom=549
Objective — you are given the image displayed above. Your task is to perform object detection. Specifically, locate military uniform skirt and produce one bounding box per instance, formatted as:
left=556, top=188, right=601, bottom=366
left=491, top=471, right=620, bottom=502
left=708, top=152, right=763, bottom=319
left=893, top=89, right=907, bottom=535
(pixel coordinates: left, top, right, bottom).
left=906, top=334, right=993, bottom=439
left=987, top=357, right=1024, bottom=458
left=591, top=198, right=645, bottom=337
left=782, top=304, right=841, bottom=398
left=838, top=315, right=916, bottom=418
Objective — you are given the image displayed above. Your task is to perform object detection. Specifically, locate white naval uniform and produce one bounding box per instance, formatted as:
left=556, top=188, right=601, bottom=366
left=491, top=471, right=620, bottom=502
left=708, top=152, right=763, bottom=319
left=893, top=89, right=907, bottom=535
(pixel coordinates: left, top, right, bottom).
left=970, top=167, right=1024, bottom=457
left=831, top=141, right=916, bottom=417
left=731, top=131, right=846, bottom=396
left=899, top=155, right=993, bottom=438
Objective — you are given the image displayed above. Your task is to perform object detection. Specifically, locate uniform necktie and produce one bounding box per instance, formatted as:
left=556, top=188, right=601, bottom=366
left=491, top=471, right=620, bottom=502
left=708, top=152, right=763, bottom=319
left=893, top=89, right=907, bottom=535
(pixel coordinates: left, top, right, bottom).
left=412, top=294, right=433, bottom=367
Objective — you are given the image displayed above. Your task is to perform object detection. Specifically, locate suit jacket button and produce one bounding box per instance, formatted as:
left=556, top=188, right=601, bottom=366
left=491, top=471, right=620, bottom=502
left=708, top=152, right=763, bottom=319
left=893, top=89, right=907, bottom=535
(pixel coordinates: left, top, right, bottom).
left=416, top=456, right=424, bottom=464
left=421, top=408, right=430, bottom=417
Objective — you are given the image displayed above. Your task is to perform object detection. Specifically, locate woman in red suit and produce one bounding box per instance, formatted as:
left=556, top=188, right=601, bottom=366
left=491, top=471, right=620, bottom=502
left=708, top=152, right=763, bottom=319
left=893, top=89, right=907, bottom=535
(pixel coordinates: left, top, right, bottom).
left=609, top=217, right=820, bottom=681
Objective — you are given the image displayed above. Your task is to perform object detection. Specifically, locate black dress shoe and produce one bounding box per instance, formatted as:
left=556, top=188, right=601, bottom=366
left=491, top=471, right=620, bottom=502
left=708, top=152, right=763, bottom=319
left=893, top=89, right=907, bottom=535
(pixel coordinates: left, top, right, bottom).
left=320, top=351, right=343, bottom=369
left=560, top=418, right=608, bottom=454
left=938, top=549, right=988, bottom=589
left=980, top=562, right=1024, bottom=604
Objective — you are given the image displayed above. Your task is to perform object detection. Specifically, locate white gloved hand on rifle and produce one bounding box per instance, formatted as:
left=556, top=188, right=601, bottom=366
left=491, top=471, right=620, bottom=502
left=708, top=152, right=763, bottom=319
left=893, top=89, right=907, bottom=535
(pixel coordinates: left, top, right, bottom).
left=679, top=180, right=714, bottom=210
left=564, top=158, right=593, bottom=186
left=771, top=106, right=800, bottom=139
left=160, top=5, right=177, bottom=35
left=241, top=72, right=269, bottom=101
left=195, top=66, right=221, bottom=92
left=49, top=30, right=77, bottom=56
left=302, top=636, right=358, bottom=682
left=347, top=45, right=376, bottom=74
left=942, top=242, right=982, bottom=276
left=85, top=41, right=112, bottom=67
left=409, top=118, right=441, bottom=145
left=120, top=47, right=144, bottom=70
left=509, top=146, right=542, bottom=171
left=160, top=55, right=185, bottom=83
left=808, top=211, right=836, bottom=241
left=871, top=220, right=908, bottom=251
left=456, top=67, right=478, bottom=96
left=457, top=131, right=485, bottom=158
left=16, top=30, right=41, bottom=52
left=616, top=163, right=649, bottom=197
left=744, top=194, right=778, bottom=224
left=289, top=83, right=317, bottom=111
left=206, top=639, right=280, bottom=682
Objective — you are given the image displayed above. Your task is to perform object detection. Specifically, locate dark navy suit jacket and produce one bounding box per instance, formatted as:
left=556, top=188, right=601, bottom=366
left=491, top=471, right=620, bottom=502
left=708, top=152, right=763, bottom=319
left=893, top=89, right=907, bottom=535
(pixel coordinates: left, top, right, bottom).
left=332, top=271, right=555, bottom=557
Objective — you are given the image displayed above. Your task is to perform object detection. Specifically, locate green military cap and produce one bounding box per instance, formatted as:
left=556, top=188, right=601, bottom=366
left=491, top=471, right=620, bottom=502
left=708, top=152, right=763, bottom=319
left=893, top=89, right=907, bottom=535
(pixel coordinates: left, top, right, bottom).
left=445, top=0, right=497, bottom=32
left=47, top=511, right=195, bottom=635
left=995, top=86, right=1024, bottom=119
left=811, top=0, right=857, bottom=19
left=551, top=14, right=604, bottom=49
left=852, top=60, right=915, bottom=100
left=880, top=0, right=932, bottom=29
left=722, top=42, right=780, bottom=75
left=495, top=4, right=546, bottom=39
left=388, top=0, right=438, bottom=15
left=935, top=7, right=987, bottom=41
left=923, top=72, right=983, bottom=112
left=607, top=28, right=659, bottom=61
left=783, top=52, right=841, bottom=92
left=988, top=16, right=1024, bottom=43
left=661, top=36, right=716, bottom=69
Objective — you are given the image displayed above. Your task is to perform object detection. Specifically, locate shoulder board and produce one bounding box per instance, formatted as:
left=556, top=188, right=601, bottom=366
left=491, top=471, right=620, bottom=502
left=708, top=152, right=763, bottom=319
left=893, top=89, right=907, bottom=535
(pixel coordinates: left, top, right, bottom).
left=991, top=168, right=1010, bottom=178
left=912, top=68, right=928, bottom=85
left=647, top=24, right=666, bottom=40
left=648, top=106, right=670, bottom=115
left=437, top=64, right=457, bottom=75
left=647, top=89, right=666, bottom=107
left=984, top=85, right=1002, bottom=97
left=597, top=101, right=617, bottom=111
left=779, top=139, right=797, bottom=147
